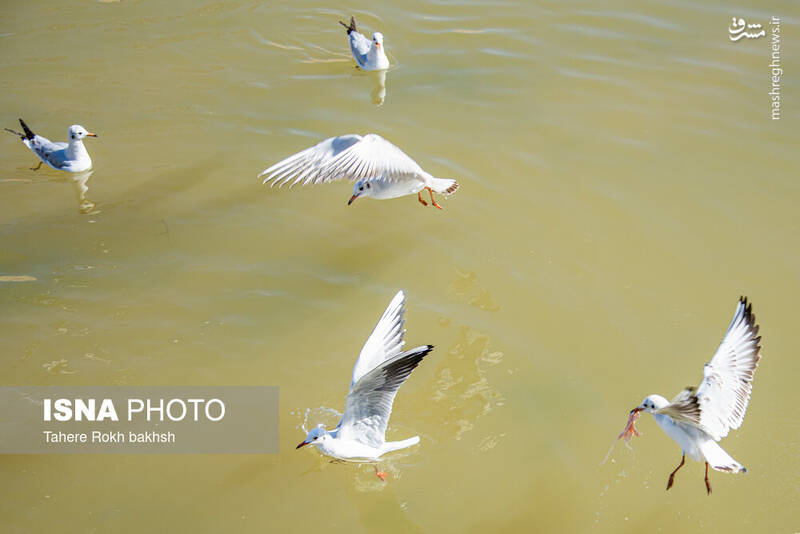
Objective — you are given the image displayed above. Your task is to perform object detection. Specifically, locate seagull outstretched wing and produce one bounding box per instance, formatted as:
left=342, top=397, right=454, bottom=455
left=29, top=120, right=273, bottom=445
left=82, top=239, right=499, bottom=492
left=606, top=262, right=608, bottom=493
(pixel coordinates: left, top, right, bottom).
left=349, top=290, right=407, bottom=391
left=258, top=134, right=425, bottom=188
left=338, top=345, right=433, bottom=448
left=658, top=297, right=762, bottom=441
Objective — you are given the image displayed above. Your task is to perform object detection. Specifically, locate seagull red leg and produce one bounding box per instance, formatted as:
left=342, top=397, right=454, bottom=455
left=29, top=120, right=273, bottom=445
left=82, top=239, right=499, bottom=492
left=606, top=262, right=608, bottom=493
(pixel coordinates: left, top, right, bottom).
left=426, top=187, right=443, bottom=210
left=704, top=462, right=712, bottom=495
left=31, top=161, right=42, bottom=171
left=666, top=453, right=685, bottom=490
left=374, top=465, right=387, bottom=481
left=417, top=191, right=428, bottom=206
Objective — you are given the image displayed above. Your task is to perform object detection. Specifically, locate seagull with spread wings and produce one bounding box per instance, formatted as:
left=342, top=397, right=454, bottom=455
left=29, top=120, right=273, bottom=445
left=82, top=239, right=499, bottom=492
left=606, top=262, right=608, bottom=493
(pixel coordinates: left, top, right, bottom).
left=630, top=297, right=763, bottom=494
left=296, top=291, right=433, bottom=480
left=259, top=134, right=459, bottom=209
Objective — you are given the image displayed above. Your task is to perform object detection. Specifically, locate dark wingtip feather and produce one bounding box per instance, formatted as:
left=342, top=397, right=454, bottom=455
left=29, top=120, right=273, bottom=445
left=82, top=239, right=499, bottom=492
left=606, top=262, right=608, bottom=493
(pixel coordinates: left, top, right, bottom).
left=339, top=15, right=357, bottom=34
left=375, top=344, right=434, bottom=392
left=5, top=127, right=24, bottom=139
left=18, top=118, right=35, bottom=140
left=738, top=296, right=763, bottom=365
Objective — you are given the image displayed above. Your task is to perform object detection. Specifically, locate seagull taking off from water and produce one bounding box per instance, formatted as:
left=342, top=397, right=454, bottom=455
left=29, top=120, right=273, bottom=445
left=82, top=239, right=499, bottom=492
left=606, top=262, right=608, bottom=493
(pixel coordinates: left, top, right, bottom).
left=627, top=297, right=762, bottom=494
left=5, top=118, right=97, bottom=172
left=339, top=16, right=389, bottom=71
left=259, top=134, right=459, bottom=209
left=296, top=290, right=433, bottom=480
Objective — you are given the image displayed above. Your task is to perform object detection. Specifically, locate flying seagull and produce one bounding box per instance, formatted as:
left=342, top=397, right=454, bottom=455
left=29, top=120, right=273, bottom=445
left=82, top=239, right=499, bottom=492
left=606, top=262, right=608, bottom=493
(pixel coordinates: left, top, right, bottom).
left=296, top=290, right=433, bottom=480
left=259, top=134, right=459, bottom=209
left=5, top=118, right=97, bottom=172
left=629, top=296, right=762, bottom=494
left=339, top=16, right=389, bottom=71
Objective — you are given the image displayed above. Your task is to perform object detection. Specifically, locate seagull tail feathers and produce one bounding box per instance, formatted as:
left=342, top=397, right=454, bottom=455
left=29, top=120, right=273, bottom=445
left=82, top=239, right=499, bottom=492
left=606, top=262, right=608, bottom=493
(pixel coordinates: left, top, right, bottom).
left=339, top=16, right=357, bottom=35
left=701, top=440, right=745, bottom=473
left=430, top=178, right=459, bottom=196
left=381, top=436, right=420, bottom=454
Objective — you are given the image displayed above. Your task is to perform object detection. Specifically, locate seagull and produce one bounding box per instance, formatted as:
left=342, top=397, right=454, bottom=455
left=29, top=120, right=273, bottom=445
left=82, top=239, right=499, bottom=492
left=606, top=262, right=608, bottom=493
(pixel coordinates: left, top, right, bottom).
left=259, top=134, right=459, bottom=209
left=630, top=296, right=762, bottom=494
left=296, top=290, right=433, bottom=480
left=5, top=118, right=97, bottom=172
left=339, top=16, right=389, bottom=71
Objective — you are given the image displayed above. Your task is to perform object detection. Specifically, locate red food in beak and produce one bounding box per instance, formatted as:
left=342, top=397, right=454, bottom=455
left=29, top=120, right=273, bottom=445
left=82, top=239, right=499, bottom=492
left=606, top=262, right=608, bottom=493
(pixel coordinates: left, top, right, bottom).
left=619, top=408, right=642, bottom=442
left=602, top=407, right=643, bottom=464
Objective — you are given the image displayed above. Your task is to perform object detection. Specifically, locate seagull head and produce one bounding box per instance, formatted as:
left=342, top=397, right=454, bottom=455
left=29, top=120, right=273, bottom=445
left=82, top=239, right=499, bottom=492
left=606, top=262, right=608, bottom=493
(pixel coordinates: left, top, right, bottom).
left=372, top=32, right=384, bottom=49
left=68, top=125, right=97, bottom=141
left=348, top=179, right=373, bottom=205
left=635, top=394, right=669, bottom=414
left=296, top=424, right=328, bottom=449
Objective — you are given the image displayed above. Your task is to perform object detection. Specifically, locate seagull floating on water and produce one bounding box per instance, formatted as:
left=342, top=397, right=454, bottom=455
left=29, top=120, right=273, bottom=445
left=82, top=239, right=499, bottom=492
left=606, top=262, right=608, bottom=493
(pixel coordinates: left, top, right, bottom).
left=296, top=290, right=433, bottom=480
left=259, top=134, right=459, bottom=208
left=5, top=118, right=97, bottom=172
left=339, top=16, right=389, bottom=71
left=621, top=296, right=762, bottom=494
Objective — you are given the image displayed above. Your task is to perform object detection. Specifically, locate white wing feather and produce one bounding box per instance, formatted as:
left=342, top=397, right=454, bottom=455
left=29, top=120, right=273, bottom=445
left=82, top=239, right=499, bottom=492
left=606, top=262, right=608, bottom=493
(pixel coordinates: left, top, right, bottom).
left=349, top=31, right=371, bottom=64
left=24, top=136, right=71, bottom=170
left=259, top=134, right=425, bottom=188
left=349, top=290, right=406, bottom=391
left=338, top=345, right=432, bottom=448
left=694, top=297, right=762, bottom=440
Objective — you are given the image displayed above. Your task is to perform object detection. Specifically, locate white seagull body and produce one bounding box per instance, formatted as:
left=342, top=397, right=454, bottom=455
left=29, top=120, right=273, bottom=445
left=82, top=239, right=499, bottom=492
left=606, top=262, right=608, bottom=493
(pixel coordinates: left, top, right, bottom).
left=339, top=16, right=389, bottom=71
left=633, top=296, right=762, bottom=494
left=259, top=134, right=459, bottom=208
left=297, top=291, right=433, bottom=473
left=5, top=118, right=96, bottom=172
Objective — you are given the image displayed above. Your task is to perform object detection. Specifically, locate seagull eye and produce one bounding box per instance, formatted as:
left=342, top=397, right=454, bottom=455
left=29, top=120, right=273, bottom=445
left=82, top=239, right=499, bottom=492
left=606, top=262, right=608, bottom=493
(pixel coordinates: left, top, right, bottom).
left=366, top=183, right=371, bottom=189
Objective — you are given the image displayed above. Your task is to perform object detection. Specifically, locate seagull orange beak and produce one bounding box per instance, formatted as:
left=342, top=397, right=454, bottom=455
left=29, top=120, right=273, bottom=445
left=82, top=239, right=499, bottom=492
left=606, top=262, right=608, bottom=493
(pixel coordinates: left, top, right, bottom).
left=87, top=132, right=98, bottom=137
left=348, top=194, right=359, bottom=205
left=296, top=440, right=309, bottom=449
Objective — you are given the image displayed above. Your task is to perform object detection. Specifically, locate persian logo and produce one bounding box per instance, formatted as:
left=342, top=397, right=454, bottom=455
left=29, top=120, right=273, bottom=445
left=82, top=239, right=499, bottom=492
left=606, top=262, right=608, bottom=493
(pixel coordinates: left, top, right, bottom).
left=728, top=17, right=765, bottom=41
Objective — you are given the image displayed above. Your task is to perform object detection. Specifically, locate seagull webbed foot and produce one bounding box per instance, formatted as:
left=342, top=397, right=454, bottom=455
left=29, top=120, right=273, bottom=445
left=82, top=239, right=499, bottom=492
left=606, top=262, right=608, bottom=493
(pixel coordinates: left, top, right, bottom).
left=426, top=187, right=443, bottom=210
left=666, top=453, right=685, bottom=491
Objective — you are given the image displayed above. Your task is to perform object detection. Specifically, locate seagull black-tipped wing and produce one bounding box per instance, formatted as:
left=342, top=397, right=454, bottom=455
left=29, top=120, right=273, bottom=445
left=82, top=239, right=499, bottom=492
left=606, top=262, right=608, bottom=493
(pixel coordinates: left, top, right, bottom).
left=339, top=16, right=358, bottom=35
left=658, top=297, right=762, bottom=441
left=349, top=290, right=407, bottom=393
left=18, top=118, right=36, bottom=140
left=338, top=345, right=433, bottom=448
